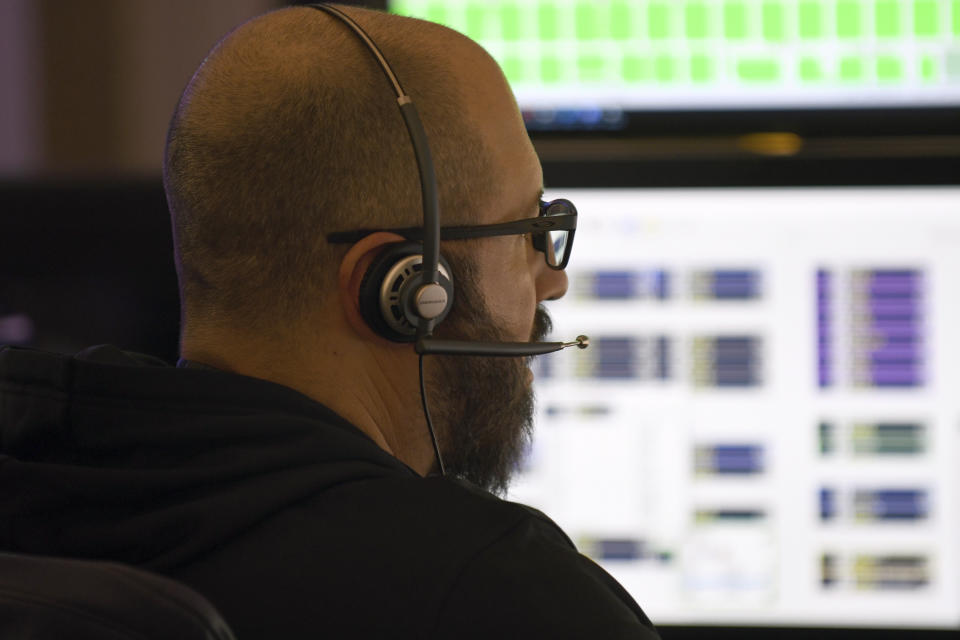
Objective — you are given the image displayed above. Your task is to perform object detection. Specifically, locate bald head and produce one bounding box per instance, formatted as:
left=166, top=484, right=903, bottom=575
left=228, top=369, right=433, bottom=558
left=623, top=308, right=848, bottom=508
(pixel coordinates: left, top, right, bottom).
left=164, top=6, right=514, bottom=335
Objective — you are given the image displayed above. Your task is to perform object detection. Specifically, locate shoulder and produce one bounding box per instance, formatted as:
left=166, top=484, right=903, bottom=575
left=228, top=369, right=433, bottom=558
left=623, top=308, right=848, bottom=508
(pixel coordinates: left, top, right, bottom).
left=397, top=475, right=571, bottom=542
left=311, top=474, right=567, bottom=561
left=181, top=472, right=660, bottom=638
left=356, top=477, right=660, bottom=639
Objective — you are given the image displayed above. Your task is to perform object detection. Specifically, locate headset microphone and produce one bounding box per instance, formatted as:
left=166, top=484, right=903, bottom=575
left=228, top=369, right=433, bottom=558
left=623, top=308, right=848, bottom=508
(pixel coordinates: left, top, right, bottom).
left=416, top=335, right=589, bottom=357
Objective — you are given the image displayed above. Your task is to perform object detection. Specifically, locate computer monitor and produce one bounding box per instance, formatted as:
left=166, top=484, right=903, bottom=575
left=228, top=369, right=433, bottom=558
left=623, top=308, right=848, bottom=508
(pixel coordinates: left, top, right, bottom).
left=388, top=0, right=960, bottom=133
left=509, top=186, right=959, bottom=631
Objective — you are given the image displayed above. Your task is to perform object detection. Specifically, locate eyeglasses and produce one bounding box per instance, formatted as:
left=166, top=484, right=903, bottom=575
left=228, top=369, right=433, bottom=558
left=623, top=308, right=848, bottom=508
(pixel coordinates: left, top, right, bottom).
left=326, top=198, right=577, bottom=270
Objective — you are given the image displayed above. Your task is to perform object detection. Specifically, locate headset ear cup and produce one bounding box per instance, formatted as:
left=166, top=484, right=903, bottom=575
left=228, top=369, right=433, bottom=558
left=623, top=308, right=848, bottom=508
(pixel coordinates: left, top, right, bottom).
left=358, top=242, right=454, bottom=343
left=420, top=254, right=454, bottom=328
left=358, top=243, right=416, bottom=342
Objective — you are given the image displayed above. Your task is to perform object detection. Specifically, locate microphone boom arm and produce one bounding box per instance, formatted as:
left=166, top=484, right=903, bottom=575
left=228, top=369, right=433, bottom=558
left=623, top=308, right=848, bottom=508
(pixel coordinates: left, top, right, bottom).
left=416, top=336, right=589, bottom=357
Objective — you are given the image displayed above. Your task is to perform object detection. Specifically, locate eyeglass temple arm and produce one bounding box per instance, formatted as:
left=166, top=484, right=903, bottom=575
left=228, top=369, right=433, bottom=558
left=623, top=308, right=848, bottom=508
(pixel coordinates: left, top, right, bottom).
left=325, top=213, right=576, bottom=244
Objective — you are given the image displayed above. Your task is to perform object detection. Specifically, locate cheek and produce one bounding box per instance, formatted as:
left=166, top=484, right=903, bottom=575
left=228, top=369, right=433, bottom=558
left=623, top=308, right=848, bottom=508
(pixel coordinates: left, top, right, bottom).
left=481, top=249, right=537, bottom=338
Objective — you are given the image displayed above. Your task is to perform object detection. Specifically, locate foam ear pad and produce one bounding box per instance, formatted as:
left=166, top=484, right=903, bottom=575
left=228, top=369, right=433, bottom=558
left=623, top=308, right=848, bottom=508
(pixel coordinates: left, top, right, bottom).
left=358, top=242, right=454, bottom=342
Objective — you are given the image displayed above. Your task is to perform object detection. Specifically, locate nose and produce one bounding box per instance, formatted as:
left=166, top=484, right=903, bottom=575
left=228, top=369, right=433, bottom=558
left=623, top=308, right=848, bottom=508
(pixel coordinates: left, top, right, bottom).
left=537, top=264, right=568, bottom=302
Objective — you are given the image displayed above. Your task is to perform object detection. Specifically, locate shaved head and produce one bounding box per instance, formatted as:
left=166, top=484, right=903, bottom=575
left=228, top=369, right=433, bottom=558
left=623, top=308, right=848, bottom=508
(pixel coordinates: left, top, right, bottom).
left=164, top=6, right=504, bottom=334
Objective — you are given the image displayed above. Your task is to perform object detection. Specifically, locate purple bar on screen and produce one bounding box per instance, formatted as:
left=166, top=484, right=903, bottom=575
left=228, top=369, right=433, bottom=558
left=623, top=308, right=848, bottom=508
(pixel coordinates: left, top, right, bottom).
left=868, top=282, right=923, bottom=296
left=866, top=345, right=922, bottom=360
left=869, top=368, right=923, bottom=384
left=857, top=324, right=922, bottom=339
left=817, top=269, right=831, bottom=388
left=861, top=359, right=917, bottom=372
left=861, top=300, right=921, bottom=315
left=852, top=312, right=922, bottom=325
left=869, top=271, right=921, bottom=282
left=869, top=268, right=920, bottom=276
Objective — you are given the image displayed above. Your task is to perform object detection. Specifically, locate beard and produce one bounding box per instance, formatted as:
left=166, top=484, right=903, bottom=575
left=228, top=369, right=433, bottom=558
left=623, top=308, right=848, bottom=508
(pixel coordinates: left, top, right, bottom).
left=425, top=255, right=553, bottom=496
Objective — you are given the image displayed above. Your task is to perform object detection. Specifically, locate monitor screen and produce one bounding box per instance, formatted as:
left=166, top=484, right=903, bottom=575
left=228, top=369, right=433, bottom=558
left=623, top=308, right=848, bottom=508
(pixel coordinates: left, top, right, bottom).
left=389, top=0, right=960, bottom=129
left=511, top=186, right=960, bottom=629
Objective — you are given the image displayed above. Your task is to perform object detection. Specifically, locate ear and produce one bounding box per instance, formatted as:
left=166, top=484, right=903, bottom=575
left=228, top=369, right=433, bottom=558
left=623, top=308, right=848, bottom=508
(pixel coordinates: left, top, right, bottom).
left=338, top=232, right=408, bottom=342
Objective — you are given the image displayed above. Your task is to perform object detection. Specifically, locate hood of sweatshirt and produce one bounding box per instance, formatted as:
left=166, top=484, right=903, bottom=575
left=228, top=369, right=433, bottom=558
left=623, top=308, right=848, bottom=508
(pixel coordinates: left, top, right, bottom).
left=0, top=344, right=412, bottom=570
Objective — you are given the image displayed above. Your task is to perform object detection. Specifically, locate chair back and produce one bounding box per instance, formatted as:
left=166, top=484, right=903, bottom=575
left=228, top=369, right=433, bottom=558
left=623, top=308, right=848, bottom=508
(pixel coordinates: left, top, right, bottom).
left=0, top=552, right=236, bottom=640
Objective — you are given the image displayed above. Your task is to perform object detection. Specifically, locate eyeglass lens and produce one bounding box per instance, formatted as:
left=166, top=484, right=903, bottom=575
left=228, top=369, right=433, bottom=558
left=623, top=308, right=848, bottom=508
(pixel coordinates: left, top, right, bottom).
left=542, top=202, right=570, bottom=267
left=545, top=230, right=567, bottom=267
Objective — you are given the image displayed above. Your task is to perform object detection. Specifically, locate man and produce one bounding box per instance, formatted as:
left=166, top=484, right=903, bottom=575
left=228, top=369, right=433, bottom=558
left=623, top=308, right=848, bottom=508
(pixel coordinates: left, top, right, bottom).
left=0, top=5, right=660, bottom=638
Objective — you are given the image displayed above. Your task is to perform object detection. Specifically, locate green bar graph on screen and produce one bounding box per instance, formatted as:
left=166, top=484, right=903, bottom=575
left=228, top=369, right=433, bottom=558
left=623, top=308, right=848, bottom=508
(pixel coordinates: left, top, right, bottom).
left=690, top=54, right=713, bottom=82
left=541, top=56, right=562, bottom=84
left=876, top=56, right=903, bottom=81
left=724, top=1, right=748, bottom=39
left=738, top=58, right=780, bottom=82
left=575, top=2, right=602, bottom=40
left=538, top=2, right=559, bottom=41
left=686, top=2, right=709, bottom=39
left=875, top=0, right=901, bottom=38
left=840, top=56, right=865, bottom=81
left=501, top=4, right=522, bottom=40
left=610, top=2, right=631, bottom=40
left=799, top=57, right=824, bottom=82
left=836, top=1, right=863, bottom=38
left=799, top=1, right=823, bottom=39
left=578, top=54, right=606, bottom=82
left=648, top=2, right=671, bottom=39
left=762, top=2, right=785, bottom=41
left=387, top=0, right=954, bottom=94
left=654, top=55, right=677, bottom=83
left=622, top=56, right=649, bottom=83
left=914, top=0, right=939, bottom=36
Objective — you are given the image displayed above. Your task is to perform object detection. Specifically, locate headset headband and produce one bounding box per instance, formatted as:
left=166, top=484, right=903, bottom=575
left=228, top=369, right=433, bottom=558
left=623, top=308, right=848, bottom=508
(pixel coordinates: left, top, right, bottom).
left=310, top=3, right=442, bottom=341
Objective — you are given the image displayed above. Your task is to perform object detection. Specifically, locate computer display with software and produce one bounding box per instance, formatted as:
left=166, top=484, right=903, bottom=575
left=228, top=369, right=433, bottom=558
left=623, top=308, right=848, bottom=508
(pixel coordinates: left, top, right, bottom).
left=505, top=187, right=959, bottom=629
left=390, top=0, right=960, bottom=128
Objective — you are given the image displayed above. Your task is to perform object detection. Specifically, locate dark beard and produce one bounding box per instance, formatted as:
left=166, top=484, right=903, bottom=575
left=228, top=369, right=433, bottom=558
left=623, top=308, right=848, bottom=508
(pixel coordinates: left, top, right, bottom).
left=425, top=256, right=553, bottom=496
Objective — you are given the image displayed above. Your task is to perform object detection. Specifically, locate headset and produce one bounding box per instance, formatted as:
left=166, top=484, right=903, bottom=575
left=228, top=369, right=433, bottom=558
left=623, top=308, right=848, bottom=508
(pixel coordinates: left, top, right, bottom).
left=309, top=3, right=588, bottom=358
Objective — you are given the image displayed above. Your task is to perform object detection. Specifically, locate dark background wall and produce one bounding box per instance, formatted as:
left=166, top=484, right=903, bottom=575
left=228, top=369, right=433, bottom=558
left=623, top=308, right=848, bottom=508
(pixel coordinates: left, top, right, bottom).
left=0, top=1, right=371, bottom=361
left=0, top=0, right=278, bottom=177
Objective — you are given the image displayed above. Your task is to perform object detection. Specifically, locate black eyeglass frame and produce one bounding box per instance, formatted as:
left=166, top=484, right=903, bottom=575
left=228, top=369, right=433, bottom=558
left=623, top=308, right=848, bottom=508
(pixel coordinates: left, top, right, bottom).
left=327, top=198, right=578, bottom=270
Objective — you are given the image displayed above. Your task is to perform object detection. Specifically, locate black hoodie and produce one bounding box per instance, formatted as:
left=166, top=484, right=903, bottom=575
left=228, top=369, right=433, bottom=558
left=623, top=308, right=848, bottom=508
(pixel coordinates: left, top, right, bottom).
left=0, top=344, right=660, bottom=639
